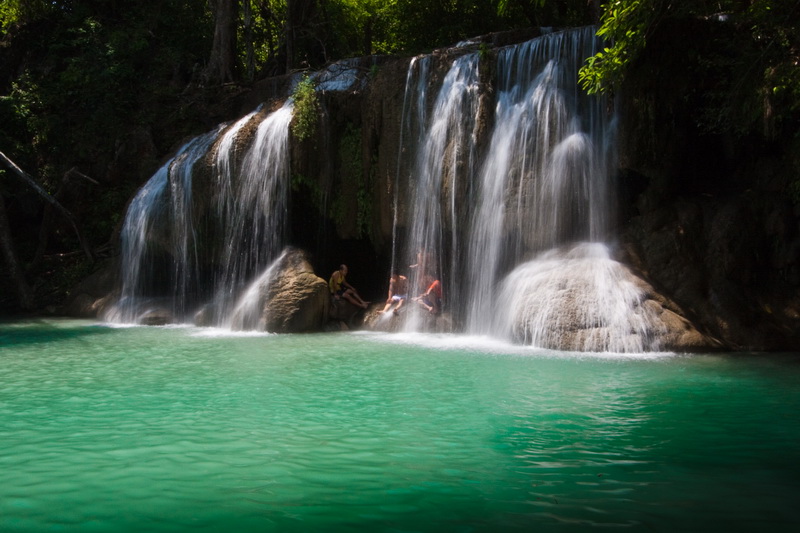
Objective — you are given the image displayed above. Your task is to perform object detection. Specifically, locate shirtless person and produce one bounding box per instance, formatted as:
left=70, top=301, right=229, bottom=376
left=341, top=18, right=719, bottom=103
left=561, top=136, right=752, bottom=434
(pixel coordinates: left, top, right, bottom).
left=329, top=264, right=369, bottom=309
left=378, top=272, right=408, bottom=315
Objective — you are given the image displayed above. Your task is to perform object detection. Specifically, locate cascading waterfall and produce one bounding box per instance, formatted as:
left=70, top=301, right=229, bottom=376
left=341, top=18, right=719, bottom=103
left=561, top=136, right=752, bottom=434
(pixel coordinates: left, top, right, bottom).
left=107, top=27, right=668, bottom=349
left=213, top=102, right=293, bottom=326
left=490, top=243, right=663, bottom=352
left=395, top=27, right=664, bottom=351
left=465, top=28, right=614, bottom=333
left=106, top=101, right=293, bottom=327
left=225, top=248, right=289, bottom=331
left=109, top=127, right=222, bottom=323
left=394, top=52, right=481, bottom=330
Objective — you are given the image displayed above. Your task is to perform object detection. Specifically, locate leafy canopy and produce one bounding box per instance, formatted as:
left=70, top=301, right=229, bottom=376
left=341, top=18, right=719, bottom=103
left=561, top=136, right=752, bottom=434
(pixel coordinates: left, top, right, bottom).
left=578, top=0, right=653, bottom=95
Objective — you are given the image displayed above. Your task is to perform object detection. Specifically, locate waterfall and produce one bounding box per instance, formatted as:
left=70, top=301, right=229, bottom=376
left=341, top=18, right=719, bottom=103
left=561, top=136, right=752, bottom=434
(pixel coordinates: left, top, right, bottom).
left=394, top=27, right=663, bottom=351
left=108, top=127, right=222, bottom=324
left=107, top=26, right=668, bottom=350
left=212, top=102, right=293, bottom=324
left=106, top=102, right=293, bottom=326
left=490, top=243, right=665, bottom=352
left=394, top=52, right=481, bottom=330
left=463, top=28, right=614, bottom=332
left=225, top=249, right=289, bottom=331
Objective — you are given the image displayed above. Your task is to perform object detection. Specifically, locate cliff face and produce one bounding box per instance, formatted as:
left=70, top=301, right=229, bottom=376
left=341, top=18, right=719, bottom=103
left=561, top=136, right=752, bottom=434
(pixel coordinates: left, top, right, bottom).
left=613, top=18, right=800, bottom=350
left=291, top=36, right=799, bottom=350
left=63, top=26, right=799, bottom=350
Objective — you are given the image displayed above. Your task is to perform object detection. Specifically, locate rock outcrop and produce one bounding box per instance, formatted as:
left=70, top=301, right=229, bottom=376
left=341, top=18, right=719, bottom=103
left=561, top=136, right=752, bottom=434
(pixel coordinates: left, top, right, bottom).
left=259, top=248, right=330, bottom=333
left=57, top=26, right=800, bottom=351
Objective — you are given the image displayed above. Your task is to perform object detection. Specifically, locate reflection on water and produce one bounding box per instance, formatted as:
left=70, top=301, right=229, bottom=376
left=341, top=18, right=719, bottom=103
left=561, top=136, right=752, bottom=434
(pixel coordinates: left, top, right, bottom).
left=1, top=319, right=799, bottom=532
left=0, top=319, right=115, bottom=347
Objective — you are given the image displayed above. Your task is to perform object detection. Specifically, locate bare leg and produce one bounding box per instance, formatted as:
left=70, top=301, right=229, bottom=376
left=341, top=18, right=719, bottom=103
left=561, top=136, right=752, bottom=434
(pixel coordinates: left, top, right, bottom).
left=378, top=299, right=393, bottom=314
left=416, top=296, right=433, bottom=313
left=344, top=290, right=368, bottom=309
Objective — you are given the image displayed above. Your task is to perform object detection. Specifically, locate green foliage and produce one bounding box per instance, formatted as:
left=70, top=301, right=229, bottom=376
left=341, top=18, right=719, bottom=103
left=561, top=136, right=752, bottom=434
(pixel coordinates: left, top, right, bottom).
left=579, top=0, right=655, bottom=95
left=0, top=0, right=53, bottom=33
left=2, top=1, right=212, bottom=187
left=497, top=0, right=545, bottom=17
left=290, top=76, right=320, bottom=142
left=308, top=0, right=595, bottom=60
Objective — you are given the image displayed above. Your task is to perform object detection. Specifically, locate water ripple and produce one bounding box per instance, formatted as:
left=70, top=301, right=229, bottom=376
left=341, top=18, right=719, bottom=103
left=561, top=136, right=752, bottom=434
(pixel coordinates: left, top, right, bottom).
left=1, top=320, right=799, bottom=531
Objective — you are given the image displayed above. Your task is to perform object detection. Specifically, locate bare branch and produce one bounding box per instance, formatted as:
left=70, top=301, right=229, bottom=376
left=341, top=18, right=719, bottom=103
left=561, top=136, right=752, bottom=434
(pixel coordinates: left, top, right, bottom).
left=0, top=150, right=94, bottom=263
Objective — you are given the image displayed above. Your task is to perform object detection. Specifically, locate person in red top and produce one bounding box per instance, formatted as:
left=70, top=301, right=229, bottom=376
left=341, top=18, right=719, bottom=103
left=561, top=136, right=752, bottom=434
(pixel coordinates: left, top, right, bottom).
left=414, top=274, right=442, bottom=315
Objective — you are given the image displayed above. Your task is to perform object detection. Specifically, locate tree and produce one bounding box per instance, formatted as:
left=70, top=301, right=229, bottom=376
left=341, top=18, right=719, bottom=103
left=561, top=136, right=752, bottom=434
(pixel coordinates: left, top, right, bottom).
left=0, top=194, right=34, bottom=309
left=0, top=0, right=54, bottom=33
left=204, top=0, right=239, bottom=84
left=578, top=0, right=656, bottom=95
left=578, top=0, right=800, bottom=139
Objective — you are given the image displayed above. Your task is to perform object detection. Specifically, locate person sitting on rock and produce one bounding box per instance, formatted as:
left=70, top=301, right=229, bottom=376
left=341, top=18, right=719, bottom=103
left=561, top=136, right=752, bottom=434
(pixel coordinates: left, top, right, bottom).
left=329, top=264, right=369, bottom=309
left=378, top=272, right=408, bottom=315
left=413, top=274, right=442, bottom=315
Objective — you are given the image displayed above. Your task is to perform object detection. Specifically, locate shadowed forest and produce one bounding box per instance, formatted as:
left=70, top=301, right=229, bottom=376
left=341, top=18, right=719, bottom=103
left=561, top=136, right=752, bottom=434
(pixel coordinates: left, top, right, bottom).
left=1, top=1, right=798, bottom=350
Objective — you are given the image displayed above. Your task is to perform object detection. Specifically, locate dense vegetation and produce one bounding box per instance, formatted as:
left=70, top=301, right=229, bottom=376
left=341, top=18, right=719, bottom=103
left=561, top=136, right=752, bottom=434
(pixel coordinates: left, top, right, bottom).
left=0, top=0, right=798, bottom=313
left=580, top=0, right=800, bottom=139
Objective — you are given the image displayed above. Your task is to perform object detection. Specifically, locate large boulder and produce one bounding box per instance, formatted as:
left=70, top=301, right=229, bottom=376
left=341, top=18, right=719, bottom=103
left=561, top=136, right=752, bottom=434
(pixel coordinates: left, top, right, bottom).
left=327, top=297, right=365, bottom=329
left=260, top=248, right=330, bottom=333
left=488, top=243, right=723, bottom=353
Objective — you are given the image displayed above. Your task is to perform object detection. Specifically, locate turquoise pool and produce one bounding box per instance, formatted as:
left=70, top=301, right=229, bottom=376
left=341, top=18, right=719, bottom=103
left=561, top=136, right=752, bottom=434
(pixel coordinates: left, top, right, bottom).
left=1, top=319, right=798, bottom=531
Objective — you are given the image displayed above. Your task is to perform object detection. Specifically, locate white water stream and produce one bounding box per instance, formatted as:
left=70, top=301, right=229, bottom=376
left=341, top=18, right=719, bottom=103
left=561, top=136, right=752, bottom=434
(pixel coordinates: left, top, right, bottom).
left=393, top=27, right=660, bottom=351
left=108, top=102, right=293, bottom=326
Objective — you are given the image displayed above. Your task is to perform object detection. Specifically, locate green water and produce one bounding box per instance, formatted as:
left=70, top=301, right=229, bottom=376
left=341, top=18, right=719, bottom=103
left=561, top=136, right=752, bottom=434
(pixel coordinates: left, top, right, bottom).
left=1, top=319, right=798, bottom=532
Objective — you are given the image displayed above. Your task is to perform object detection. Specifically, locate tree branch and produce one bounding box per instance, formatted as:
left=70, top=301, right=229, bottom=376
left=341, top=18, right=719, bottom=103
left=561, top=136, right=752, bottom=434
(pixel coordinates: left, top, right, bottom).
left=0, top=150, right=94, bottom=263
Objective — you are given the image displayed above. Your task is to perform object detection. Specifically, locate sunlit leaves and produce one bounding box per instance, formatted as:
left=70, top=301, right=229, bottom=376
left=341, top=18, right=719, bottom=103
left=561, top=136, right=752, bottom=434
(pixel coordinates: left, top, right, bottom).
left=578, top=0, right=654, bottom=95
left=291, top=75, right=319, bottom=141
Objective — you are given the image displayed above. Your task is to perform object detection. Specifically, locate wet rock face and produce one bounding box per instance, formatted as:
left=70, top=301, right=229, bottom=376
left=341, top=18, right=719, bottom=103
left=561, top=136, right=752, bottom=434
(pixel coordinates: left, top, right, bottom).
left=487, top=243, right=723, bottom=353
left=362, top=307, right=454, bottom=334
left=621, top=195, right=800, bottom=351
left=63, top=26, right=798, bottom=351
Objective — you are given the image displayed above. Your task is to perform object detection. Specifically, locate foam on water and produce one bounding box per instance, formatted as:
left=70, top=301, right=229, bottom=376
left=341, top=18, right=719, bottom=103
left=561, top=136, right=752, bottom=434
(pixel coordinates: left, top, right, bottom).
left=357, top=330, right=675, bottom=360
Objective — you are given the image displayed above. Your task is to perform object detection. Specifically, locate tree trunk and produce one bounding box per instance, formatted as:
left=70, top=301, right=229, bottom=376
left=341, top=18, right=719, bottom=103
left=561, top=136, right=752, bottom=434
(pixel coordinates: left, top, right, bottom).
left=30, top=167, right=98, bottom=271
left=243, top=0, right=254, bottom=81
left=363, top=15, right=373, bottom=56
left=204, top=0, right=238, bottom=85
left=285, top=0, right=316, bottom=72
left=285, top=0, right=295, bottom=72
left=0, top=194, right=34, bottom=310
left=589, top=0, right=602, bottom=23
